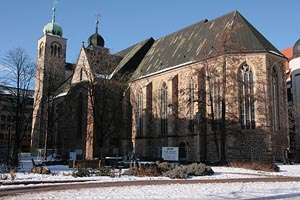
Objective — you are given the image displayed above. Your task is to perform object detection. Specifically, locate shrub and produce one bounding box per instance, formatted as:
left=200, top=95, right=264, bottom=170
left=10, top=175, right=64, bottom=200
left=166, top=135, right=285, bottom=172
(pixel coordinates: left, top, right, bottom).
left=186, top=163, right=212, bottom=176
left=123, top=165, right=162, bottom=177
left=227, top=161, right=280, bottom=172
left=122, top=168, right=135, bottom=176
left=158, top=162, right=175, bottom=172
left=31, top=166, right=51, bottom=174
left=135, top=165, right=162, bottom=177
left=72, top=167, right=91, bottom=177
left=94, top=167, right=110, bottom=176
left=163, top=166, right=188, bottom=179
left=123, top=162, right=214, bottom=179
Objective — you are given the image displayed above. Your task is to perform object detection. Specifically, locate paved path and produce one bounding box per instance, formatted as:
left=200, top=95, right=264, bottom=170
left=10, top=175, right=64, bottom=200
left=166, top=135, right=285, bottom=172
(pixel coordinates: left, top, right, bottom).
left=1, top=176, right=300, bottom=198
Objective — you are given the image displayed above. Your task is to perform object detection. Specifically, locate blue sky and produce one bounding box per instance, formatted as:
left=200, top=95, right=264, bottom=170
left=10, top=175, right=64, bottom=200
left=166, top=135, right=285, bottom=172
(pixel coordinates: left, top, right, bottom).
left=0, top=0, right=299, bottom=64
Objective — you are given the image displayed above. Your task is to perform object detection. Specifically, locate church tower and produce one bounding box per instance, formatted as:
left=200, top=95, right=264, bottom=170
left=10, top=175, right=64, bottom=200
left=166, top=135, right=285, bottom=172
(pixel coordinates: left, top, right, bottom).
left=31, top=3, right=67, bottom=156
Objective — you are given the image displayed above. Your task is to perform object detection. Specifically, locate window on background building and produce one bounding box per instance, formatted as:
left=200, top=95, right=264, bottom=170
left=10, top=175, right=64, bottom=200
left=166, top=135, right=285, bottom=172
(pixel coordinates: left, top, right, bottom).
left=188, top=77, right=194, bottom=133
left=136, top=88, right=143, bottom=137
left=160, top=82, right=168, bottom=136
left=272, top=67, right=280, bottom=131
left=239, top=63, right=255, bottom=130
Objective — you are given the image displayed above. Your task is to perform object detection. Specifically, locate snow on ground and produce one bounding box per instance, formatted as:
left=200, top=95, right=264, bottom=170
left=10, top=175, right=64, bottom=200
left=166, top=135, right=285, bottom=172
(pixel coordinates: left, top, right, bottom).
left=1, top=158, right=300, bottom=199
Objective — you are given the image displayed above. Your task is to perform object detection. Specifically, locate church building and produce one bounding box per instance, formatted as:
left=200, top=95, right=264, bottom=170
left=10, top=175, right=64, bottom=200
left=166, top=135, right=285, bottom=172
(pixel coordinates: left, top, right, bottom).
left=31, top=6, right=289, bottom=163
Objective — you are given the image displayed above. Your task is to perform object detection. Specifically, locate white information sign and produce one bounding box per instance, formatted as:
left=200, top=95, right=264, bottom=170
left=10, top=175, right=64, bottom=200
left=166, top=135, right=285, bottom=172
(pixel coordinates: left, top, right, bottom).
left=69, top=152, right=77, bottom=160
left=162, top=147, right=179, bottom=161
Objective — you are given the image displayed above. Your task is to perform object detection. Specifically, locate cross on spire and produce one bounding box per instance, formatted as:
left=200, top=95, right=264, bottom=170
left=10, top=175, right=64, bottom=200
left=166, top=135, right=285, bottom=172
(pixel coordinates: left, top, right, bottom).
left=52, top=0, right=58, bottom=22
left=95, top=13, right=101, bottom=34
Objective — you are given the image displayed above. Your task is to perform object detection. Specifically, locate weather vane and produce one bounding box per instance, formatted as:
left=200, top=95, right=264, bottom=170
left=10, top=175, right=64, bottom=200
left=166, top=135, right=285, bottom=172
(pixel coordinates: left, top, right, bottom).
left=96, top=13, right=101, bottom=22
left=53, top=0, right=58, bottom=7
left=95, top=13, right=101, bottom=33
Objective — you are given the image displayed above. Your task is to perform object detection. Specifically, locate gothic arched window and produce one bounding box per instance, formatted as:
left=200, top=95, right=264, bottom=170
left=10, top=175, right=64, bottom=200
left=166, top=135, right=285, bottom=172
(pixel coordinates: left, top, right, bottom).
left=239, top=63, right=255, bottom=130
left=188, top=77, right=194, bottom=133
left=160, top=82, right=168, bottom=136
left=136, top=88, right=143, bottom=137
left=210, top=68, right=221, bottom=130
left=272, top=67, right=280, bottom=131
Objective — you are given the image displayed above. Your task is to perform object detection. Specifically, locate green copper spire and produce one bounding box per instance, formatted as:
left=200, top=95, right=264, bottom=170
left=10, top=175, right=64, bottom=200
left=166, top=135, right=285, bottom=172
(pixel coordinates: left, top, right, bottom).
left=52, top=7, right=56, bottom=23
left=52, top=0, right=58, bottom=21
left=43, top=0, right=63, bottom=37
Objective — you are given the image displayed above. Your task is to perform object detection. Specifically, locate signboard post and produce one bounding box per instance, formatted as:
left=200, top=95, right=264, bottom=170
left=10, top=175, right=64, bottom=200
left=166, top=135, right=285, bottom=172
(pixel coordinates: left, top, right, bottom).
left=162, top=147, right=179, bottom=161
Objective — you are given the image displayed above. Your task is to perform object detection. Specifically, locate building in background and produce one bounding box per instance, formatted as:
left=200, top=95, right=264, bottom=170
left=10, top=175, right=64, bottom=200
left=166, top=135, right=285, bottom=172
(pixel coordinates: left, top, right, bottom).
left=0, top=85, right=33, bottom=162
left=282, top=40, right=300, bottom=162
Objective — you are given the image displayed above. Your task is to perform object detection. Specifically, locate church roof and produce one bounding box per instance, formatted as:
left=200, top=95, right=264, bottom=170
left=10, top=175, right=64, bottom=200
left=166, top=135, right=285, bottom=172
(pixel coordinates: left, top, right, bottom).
left=131, top=11, right=284, bottom=80
left=110, top=38, right=154, bottom=78
left=54, top=75, right=73, bottom=98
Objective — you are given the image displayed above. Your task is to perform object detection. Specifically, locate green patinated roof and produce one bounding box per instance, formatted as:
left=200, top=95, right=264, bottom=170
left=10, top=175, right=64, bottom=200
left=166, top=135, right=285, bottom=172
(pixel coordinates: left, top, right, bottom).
left=43, top=22, right=63, bottom=37
left=43, top=7, right=63, bottom=37
left=131, top=11, right=283, bottom=80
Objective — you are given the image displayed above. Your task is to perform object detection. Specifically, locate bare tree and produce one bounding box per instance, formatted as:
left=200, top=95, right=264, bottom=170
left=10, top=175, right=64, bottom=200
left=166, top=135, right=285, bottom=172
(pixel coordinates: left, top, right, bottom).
left=1, top=48, right=35, bottom=168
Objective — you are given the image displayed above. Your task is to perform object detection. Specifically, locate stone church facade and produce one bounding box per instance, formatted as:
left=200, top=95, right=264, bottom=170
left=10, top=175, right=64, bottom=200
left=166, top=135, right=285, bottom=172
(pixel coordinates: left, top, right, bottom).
left=31, top=7, right=289, bottom=163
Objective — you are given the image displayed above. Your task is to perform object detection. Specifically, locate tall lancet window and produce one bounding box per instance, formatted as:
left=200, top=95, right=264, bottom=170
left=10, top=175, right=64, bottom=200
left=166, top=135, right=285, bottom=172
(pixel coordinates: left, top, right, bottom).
left=211, top=68, right=221, bottom=130
left=272, top=67, right=280, bottom=131
left=160, top=82, right=168, bottom=136
left=188, top=77, right=194, bottom=133
left=136, top=88, right=143, bottom=137
left=239, top=63, right=255, bottom=130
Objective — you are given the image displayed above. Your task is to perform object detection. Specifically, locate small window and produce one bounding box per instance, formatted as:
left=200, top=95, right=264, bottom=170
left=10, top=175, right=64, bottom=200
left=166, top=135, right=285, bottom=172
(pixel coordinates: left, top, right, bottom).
left=39, top=42, right=44, bottom=57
